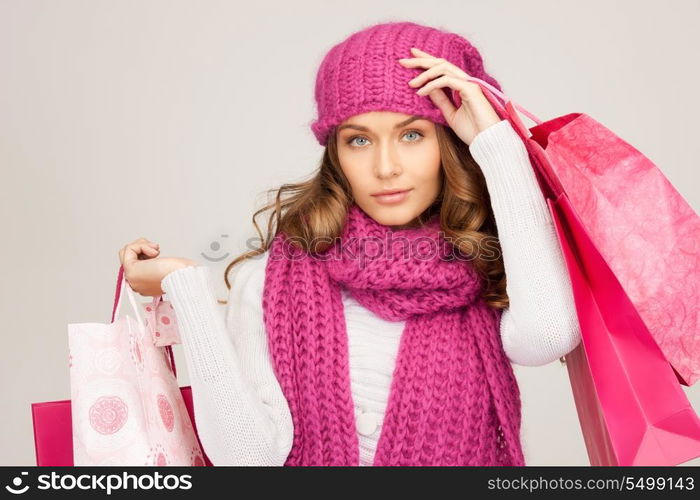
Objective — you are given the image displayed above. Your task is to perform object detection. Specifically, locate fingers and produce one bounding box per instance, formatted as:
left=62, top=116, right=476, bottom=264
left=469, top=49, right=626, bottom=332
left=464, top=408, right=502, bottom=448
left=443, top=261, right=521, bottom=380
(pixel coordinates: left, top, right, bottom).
left=138, top=244, right=160, bottom=259
left=122, top=245, right=139, bottom=266
left=410, top=47, right=435, bottom=58
left=134, top=237, right=159, bottom=249
left=400, top=47, right=470, bottom=83
left=416, top=74, right=459, bottom=96
left=119, top=239, right=160, bottom=266
left=402, top=65, right=470, bottom=103
left=123, top=244, right=155, bottom=266
left=426, top=86, right=457, bottom=117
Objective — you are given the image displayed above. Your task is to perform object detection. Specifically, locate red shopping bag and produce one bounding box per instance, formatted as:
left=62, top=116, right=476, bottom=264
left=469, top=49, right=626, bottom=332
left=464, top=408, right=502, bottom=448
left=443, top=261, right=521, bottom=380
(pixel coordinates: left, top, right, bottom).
left=450, top=78, right=700, bottom=465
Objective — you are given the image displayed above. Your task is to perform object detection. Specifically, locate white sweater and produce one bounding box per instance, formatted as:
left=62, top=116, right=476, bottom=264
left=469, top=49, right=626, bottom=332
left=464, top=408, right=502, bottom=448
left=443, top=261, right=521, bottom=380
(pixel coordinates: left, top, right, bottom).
left=160, top=119, right=582, bottom=466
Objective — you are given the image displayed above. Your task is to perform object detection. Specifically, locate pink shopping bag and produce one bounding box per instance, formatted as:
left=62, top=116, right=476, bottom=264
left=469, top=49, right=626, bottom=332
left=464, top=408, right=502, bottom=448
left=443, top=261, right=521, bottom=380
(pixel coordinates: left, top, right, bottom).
left=142, top=296, right=182, bottom=348
left=31, top=385, right=211, bottom=466
left=65, top=266, right=208, bottom=466
left=450, top=78, right=700, bottom=465
left=550, top=191, right=700, bottom=465
left=449, top=82, right=700, bottom=386
left=474, top=94, right=699, bottom=386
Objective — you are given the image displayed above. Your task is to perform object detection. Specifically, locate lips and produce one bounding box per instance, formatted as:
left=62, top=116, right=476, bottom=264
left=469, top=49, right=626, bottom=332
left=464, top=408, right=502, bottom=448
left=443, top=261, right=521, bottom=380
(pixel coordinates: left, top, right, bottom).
left=371, top=188, right=411, bottom=197
left=371, top=188, right=413, bottom=205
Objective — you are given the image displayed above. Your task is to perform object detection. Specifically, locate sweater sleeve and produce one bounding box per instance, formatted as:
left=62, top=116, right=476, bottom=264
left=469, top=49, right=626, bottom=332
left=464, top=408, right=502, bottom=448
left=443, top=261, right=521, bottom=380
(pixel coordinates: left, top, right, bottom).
left=468, top=119, right=582, bottom=366
left=160, top=255, right=293, bottom=465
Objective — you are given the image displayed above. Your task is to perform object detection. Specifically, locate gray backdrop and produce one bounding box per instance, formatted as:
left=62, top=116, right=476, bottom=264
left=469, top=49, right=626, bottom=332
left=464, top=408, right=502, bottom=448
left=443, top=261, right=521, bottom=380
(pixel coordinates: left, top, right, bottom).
left=1, top=0, right=698, bottom=466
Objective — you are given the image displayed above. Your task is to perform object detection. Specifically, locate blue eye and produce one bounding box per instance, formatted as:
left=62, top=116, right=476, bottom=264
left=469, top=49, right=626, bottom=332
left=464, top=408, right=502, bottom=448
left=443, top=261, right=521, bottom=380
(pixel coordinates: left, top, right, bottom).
left=403, top=130, right=423, bottom=142
left=346, top=130, right=423, bottom=148
left=349, top=136, right=369, bottom=147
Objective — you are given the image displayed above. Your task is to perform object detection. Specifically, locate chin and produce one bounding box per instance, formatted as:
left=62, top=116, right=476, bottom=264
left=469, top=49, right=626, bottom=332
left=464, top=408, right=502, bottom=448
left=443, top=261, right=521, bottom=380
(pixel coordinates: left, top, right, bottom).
left=365, top=206, right=418, bottom=228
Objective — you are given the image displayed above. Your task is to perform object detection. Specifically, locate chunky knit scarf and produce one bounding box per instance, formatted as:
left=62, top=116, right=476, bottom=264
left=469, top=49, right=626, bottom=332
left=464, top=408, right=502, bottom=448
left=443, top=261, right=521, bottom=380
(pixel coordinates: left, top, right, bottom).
left=261, top=203, right=524, bottom=466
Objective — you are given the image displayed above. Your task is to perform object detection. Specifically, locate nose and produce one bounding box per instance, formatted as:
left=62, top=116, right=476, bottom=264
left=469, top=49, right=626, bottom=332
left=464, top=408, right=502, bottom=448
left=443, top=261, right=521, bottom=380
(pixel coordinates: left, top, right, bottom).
left=373, top=143, right=402, bottom=179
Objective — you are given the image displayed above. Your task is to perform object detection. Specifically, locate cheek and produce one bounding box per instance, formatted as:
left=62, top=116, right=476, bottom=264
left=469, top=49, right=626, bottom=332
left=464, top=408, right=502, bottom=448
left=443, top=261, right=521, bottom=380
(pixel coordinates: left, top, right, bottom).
left=407, top=146, right=441, bottom=186
left=416, top=168, right=442, bottom=202
left=337, top=157, right=369, bottom=192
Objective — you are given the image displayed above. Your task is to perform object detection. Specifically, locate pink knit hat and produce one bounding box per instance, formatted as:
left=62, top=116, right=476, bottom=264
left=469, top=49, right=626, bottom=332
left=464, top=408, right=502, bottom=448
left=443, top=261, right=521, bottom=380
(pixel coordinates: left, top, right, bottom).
left=309, top=21, right=503, bottom=146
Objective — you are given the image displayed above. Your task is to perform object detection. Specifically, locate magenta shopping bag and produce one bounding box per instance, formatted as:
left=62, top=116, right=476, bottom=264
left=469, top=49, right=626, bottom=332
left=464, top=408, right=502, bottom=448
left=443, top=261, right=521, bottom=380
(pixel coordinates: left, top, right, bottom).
left=450, top=78, right=700, bottom=465
left=549, top=191, right=700, bottom=465
left=529, top=114, right=699, bottom=387
left=450, top=83, right=700, bottom=386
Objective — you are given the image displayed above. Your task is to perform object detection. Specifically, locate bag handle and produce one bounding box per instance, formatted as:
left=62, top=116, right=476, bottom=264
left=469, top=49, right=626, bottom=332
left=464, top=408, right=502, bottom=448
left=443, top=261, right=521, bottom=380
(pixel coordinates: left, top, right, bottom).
left=459, top=76, right=543, bottom=128
left=462, top=75, right=565, bottom=200
left=111, top=265, right=178, bottom=378
left=111, top=265, right=145, bottom=330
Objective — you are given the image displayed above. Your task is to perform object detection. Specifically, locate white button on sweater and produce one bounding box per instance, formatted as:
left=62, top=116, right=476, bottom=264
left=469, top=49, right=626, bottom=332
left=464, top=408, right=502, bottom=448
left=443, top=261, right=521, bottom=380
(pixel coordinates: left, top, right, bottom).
left=355, top=410, right=379, bottom=437
left=160, top=119, right=582, bottom=466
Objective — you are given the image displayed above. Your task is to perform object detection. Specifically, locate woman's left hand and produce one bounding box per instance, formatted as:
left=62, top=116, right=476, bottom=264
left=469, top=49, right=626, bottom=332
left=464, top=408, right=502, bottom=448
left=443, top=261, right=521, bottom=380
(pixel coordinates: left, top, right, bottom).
left=398, top=47, right=502, bottom=146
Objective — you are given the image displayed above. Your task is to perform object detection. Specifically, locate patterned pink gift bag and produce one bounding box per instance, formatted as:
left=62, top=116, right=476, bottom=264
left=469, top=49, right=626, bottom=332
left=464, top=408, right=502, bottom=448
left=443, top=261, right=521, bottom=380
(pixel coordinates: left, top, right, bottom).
left=142, top=296, right=181, bottom=348
left=68, top=266, right=205, bottom=466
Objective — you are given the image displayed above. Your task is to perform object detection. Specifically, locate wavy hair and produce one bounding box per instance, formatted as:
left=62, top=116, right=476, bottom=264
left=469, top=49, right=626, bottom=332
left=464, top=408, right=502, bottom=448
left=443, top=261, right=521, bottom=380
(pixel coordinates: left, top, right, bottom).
left=218, top=123, right=508, bottom=309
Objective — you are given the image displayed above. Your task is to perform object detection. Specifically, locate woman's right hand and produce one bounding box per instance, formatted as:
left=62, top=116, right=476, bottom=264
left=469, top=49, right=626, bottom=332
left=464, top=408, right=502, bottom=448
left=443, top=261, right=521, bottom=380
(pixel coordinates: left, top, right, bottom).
left=118, top=237, right=197, bottom=296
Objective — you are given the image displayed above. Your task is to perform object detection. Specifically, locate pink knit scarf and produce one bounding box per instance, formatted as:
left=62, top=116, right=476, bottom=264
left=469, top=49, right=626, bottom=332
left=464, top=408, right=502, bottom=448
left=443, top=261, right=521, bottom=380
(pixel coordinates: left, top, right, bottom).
left=262, top=203, right=524, bottom=466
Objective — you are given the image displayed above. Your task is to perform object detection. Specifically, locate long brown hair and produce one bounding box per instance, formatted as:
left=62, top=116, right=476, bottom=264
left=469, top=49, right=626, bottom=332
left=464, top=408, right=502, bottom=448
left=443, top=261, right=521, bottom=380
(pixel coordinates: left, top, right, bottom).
left=218, top=123, right=508, bottom=309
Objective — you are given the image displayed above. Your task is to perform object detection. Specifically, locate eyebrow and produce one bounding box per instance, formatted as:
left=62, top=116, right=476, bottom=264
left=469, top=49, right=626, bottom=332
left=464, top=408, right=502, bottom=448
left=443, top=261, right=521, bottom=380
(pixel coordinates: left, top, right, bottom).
left=336, top=115, right=424, bottom=133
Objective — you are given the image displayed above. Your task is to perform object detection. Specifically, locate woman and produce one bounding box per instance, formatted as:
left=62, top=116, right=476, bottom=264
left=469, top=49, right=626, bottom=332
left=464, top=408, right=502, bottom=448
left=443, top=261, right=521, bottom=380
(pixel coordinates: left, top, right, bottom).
left=118, top=21, right=581, bottom=466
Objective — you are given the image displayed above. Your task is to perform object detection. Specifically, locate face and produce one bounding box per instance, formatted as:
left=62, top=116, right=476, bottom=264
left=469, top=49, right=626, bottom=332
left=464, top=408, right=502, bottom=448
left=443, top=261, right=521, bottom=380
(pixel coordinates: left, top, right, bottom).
left=335, top=111, right=442, bottom=230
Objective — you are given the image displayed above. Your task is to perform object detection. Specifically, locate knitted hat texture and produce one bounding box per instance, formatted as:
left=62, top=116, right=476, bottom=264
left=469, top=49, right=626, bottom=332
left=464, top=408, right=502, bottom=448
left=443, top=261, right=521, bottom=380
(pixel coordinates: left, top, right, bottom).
left=310, top=21, right=503, bottom=145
